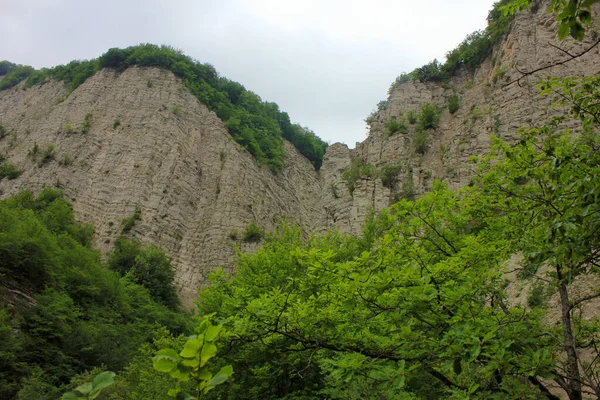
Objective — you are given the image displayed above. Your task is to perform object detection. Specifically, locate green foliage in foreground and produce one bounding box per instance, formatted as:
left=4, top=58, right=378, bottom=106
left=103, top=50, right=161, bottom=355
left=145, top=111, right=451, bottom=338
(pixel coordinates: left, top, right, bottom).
left=0, top=188, right=191, bottom=399
left=196, top=77, right=600, bottom=399
left=0, top=44, right=328, bottom=172
left=153, top=315, right=233, bottom=398
left=62, top=371, right=115, bottom=400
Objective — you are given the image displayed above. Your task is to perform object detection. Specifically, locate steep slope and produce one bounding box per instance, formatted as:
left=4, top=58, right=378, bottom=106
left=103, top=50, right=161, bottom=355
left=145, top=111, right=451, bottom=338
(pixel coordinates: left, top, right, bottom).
left=320, top=1, right=600, bottom=235
left=0, top=67, right=324, bottom=305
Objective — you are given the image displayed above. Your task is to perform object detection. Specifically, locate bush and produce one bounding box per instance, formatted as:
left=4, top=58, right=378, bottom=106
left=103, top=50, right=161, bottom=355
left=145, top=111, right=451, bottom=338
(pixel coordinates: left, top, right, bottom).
left=406, top=110, right=417, bottom=124
left=61, top=155, right=73, bottom=166
left=412, top=128, right=430, bottom=155
left=448, top=94, right=460, bottom=114
left=384, top=118, right=408, bottom=136
left=63, top=124, right=73, bottom=133
left=122, top=206, right=141, bottom=233
left=113, top=120, right=120, bottom=129
left=0, top=161, right=20, bottom=179
left=242, top=221, right=264, bottom=243
left=380, top=164, right=402, bottom=188
left=41, top=145, right=55, bottom=164
left=81, top=113, right=92, bottom=133
left=418, top=103, right=441, bottom=130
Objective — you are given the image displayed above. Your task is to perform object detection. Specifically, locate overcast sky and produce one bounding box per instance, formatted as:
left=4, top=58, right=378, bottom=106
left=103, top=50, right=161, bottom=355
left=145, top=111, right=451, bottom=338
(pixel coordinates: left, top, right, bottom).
left=1, top=0, right=496, bottom=146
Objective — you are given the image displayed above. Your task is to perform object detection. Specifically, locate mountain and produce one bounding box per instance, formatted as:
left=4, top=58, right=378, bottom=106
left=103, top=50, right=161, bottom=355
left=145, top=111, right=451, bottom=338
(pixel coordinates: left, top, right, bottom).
left=0, top=2, right=598, bottom=309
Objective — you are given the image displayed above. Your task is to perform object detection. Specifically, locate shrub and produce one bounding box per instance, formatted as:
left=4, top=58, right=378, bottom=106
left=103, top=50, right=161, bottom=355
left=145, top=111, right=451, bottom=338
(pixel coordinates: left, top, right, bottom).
left=331, top=183, right=340, bottom=199
left=171, top=105, right=180, bottom=116
left=122, top=206, right=141, bottom=233
left=448, top=94, right=460, bottom=114
left=63, top=124, right=73, bottom=133
left=406, top=111, right=417, bottom=124
left=527, top=281, right=548, bottom=309
left=40, top=145, right=55, bottom=164
left=0, top=161, right=20, bottom=179
left=342, top=158, right=364, bottom=196
left=0, top=123, right=6, bottom=138
left=379, top=164, right=402, bottom=188
left=242, top=221, right=264, bottom=243
left=412, top=128, right=430, bottom=155
left=146, top=80, right=153, bottom=88
left=418, top=103, right=441, bottom=130
left=113, top=119, right=120, bottom=129
left=396, top=177, right=416, bottom=201
left=384, top=118, right=408, bottom=136
left=228, top=231, right=238, bottom=240
left=81, top=113, right=92, bottom=133
left=61, top=155, right=73, bottom=166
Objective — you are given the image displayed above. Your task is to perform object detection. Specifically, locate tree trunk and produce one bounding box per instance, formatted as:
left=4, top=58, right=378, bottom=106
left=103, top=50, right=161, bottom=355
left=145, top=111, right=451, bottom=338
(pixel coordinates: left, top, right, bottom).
left=557, top=265, right=583, bottom=400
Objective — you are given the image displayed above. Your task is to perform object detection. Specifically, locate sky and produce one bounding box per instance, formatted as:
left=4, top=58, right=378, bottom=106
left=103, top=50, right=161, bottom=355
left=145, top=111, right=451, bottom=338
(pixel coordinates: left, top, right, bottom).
left=1, top=0, right=497, bottom=146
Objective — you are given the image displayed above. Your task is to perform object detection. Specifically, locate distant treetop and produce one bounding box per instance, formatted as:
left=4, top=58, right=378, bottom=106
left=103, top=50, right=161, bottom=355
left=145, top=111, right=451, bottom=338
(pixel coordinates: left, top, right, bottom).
left=0, top=44, right=328, bottom=172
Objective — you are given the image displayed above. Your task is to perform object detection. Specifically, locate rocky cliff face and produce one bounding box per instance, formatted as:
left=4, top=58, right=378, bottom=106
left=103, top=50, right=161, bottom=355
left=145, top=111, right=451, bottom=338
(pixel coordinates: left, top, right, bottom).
left=338, top=2, right=600, bottom=224
left=0, top=67, right=325, bottom=305
left=1, top=3, right=598, bottom=305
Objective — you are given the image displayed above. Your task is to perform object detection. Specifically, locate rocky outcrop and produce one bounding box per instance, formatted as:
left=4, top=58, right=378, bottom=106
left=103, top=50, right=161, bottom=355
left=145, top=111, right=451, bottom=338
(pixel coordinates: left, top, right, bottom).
left=1, top=3, right=599, bottom=305
left=0, top=67, right=324, bottom=305
left=344, top=2, right=600, bottom=211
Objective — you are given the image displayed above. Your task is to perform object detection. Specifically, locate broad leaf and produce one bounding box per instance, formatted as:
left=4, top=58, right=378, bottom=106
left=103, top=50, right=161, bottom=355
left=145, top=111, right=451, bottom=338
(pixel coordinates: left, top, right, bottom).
left=200, top=343, right=218, bottom=367
left=206, top=365, right=233, bottom=387
left=180, top=338, right=203, bottom=358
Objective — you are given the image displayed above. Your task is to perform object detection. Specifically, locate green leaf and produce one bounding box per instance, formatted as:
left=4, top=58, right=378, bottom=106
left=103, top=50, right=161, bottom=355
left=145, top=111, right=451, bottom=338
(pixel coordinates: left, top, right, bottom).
left=558, top=22, right=570, bottom=40
left=200, top=343, right=218, bottom=367
left=206, top=365, right=233, bottom=387
left=61, top=393, right=79, bottom=400
left=579, top=10, right=592, bottom=25
left=581, top=0, right=600, bottom=7
left=204, top=324, right=223, bottom=341
left=197, top=367, right=213, bottom=381
left=74, top=382, right=93, bottom=395
left=197, top=319, right=209, bottom=335
left=91, top=371, right=115, bottom=391
left=570, top=20, right=585, bottom=40
left=180, top=338, right=203, bottom=358
left=153, top=350, right=180, bottom=373
left=181, top=357, right=200, bottom=367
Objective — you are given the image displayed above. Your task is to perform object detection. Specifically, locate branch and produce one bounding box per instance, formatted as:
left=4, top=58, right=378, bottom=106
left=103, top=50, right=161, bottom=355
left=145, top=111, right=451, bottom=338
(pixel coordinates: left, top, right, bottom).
left=528, top=376, right=562, bottom=400
left=503, top=38, right=600, bottom=89
left=568, top=292, right=600, bottom=311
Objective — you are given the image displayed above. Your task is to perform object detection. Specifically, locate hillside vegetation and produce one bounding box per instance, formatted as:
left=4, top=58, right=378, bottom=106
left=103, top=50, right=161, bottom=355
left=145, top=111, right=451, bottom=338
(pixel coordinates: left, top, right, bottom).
left=0, top=46, right=328, bottom=172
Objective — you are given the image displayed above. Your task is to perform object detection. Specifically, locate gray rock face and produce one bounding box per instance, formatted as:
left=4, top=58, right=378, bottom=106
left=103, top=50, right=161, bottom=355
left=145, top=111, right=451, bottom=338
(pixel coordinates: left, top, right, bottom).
left=0, top=67, right=324, bottom=305
left=1, top=2, right=598, bottom=305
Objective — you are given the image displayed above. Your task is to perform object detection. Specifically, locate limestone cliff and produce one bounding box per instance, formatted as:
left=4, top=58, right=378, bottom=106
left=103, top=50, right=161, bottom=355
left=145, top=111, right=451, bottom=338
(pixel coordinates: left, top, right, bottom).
left=0, top=67, right=325, bottom=305
left=329, top=2, right=600, bottom=235
left=1, top=3, right=599, bottom=305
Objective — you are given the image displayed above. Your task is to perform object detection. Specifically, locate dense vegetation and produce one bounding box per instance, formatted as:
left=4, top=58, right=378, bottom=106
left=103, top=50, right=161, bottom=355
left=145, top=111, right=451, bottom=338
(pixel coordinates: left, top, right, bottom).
left=0, top=46, right=328, bottom=172
left=1, top=1, right=599, bottom=399
left=0, top=189, right=191, bottom=399
left=195, top=75, right=600, bottom=399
